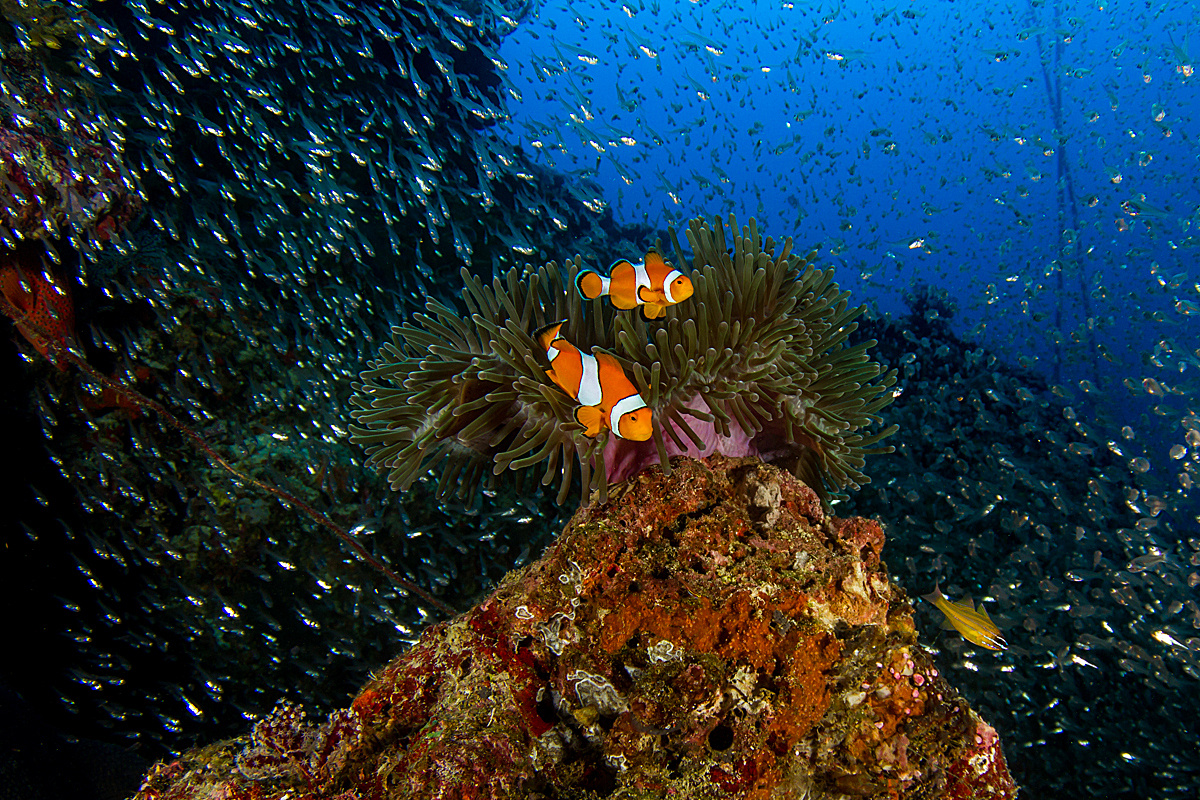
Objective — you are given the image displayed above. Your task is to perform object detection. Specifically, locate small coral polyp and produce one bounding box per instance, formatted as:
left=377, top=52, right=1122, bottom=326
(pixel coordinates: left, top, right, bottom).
left=350, top=214, right=897, bottom=504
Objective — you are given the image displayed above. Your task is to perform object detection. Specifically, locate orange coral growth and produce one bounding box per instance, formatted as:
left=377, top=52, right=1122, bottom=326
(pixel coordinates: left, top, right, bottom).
left=0, top=243, right=77, bottom=370
left=132, top=455, right=1017, bottom=800
left=764, top=631, right=841, bottom=745
left=597, top=592, right=785, bottom=670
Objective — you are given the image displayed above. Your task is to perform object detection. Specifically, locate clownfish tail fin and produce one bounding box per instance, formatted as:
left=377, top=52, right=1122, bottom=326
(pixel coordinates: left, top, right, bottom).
left=576, top=268, right=607, bottom=301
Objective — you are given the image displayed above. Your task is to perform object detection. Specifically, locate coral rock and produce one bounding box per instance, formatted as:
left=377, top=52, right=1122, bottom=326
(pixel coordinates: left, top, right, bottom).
left=134, top=456, right=1017, bottom=800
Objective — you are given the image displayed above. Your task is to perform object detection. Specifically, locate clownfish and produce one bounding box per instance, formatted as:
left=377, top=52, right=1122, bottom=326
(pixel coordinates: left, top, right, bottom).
left=575, top=249, right=694, bottom=320
left=535, top=321, right=652, bottom=441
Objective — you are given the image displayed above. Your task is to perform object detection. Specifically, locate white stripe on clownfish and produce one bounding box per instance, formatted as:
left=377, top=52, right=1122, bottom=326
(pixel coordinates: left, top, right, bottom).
left=577, top=349, right=602, bottom=407
left=610, top=392, right=647, bottom=433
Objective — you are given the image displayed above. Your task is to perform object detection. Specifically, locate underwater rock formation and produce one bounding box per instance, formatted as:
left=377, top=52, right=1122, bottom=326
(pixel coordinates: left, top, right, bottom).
left=132, top=456, right=1016, bottom=800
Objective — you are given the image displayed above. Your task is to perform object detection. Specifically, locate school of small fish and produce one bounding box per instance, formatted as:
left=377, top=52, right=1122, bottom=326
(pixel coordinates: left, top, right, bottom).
left=2, top=0, right=1198, bottom=795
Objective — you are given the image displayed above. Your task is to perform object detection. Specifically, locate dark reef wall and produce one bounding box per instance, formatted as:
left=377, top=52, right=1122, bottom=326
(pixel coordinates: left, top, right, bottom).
left=0, top=0, right=645, bottom=768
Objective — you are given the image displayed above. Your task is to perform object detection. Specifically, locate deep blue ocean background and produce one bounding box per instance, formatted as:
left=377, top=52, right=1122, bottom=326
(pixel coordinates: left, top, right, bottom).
left=500, top=0, right=1197, bottom=399
left=498, top=0, right=1200, bottom=793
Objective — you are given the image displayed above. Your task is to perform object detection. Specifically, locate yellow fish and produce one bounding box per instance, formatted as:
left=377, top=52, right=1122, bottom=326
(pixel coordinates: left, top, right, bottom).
left=923, top=584, right=1007, bottom=651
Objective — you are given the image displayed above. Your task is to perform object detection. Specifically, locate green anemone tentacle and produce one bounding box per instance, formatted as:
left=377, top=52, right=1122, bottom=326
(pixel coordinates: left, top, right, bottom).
left=349, top=214, right=898, bottom=505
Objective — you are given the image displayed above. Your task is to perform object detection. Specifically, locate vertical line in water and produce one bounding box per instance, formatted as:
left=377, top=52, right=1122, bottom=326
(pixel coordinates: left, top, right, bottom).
left=1030, top=0, right=1101, bottom=388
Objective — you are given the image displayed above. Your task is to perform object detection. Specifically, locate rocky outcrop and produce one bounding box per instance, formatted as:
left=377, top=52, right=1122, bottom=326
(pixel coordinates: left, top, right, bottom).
left=134, top=456, right=1016, bottom=800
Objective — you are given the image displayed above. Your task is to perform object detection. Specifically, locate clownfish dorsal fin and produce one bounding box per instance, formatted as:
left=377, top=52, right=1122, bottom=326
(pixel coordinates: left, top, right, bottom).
left=534, top=320, right=567, bottom=351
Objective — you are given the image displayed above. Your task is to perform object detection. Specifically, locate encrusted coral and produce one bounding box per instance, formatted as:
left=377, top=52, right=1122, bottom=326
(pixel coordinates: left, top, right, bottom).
left=350, top=214, right=897, bottom=504
left=234, top=701, right=362, bottom=787
left=129, top=455, right=1017, bottom=800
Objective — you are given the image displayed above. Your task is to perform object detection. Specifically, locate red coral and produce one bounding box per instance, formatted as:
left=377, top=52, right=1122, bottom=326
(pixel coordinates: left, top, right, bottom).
left=0, top=243, right=77, bottom=370
left=942, top=714, right=1017, bottom=800
left=710, top=757, right=759, bottom=793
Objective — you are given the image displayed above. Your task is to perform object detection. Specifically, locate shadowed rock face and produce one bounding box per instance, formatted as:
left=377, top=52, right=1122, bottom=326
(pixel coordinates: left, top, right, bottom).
left=133, top=456, right=1016, bottom=800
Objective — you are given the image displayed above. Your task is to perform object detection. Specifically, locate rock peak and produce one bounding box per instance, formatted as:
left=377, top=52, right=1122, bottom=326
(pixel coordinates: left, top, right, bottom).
left=135, top=456, right=1016, bottom=800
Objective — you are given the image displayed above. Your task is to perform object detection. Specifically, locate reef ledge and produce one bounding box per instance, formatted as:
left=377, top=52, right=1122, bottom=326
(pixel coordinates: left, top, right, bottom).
left=134, top=456, right=1017, bottom=800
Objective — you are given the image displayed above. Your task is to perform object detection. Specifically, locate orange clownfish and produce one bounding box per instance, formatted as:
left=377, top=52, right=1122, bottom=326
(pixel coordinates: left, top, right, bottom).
left=575, top=249, right=694, bottom=319
left=535, top=321, right=652, bottom=441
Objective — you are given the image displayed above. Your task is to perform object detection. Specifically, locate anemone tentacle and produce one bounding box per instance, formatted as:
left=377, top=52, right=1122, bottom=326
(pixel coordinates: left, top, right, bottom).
left=350, top=214, right=898, bottom=505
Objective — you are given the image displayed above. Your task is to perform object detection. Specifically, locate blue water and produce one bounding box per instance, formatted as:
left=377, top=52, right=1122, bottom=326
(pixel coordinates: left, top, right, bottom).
left=500, top=0, right=1198, bottom=395
left=494, top=0, right=1200, bottom=794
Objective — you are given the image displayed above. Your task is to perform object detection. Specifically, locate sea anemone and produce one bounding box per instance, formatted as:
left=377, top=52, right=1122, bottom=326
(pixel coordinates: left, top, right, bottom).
left=349, top=214, right=897, bottom=505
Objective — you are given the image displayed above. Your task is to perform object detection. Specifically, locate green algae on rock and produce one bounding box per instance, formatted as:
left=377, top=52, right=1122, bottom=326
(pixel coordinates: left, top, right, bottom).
left=349, top=214, right=898, bottom=505
left=131, top=456, right=1016, bottom=800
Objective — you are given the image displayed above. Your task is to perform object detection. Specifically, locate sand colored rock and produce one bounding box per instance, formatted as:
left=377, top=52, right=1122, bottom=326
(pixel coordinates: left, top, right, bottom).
left=134, top=456, right=1016, bottom=799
